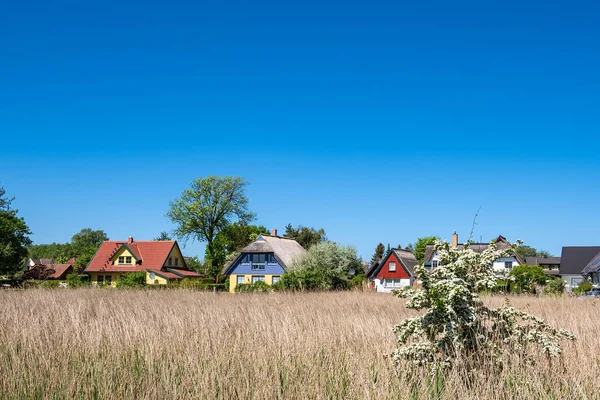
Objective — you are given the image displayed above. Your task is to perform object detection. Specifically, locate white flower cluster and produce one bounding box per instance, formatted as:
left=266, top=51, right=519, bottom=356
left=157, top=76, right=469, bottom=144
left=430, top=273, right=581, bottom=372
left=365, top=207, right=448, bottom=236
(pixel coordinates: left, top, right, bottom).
left=393, top=239, right=575, bottom=373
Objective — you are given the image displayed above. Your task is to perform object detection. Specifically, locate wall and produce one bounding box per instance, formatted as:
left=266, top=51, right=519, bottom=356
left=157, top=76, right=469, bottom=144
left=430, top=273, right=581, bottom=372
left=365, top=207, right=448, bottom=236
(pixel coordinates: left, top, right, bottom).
left=229, top=274, right=282, bottom=292
left=146, top=271, right=169, bottom=285
left=89, top=272, right=120, bottom=287
left=375, top=252, right=411, bottom=280
left=561, top=274, right=585, bottom=291
left=163, top=245, right=184, bottom=269
left=492, top=257, right=520, bottom=271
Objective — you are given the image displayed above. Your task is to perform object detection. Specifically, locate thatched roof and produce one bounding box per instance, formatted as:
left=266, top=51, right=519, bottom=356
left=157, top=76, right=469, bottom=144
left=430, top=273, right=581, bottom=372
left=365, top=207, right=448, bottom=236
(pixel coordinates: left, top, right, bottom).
left=223, top=235, right=306, bottom=273
left=424, top=235, right=517, bottom=262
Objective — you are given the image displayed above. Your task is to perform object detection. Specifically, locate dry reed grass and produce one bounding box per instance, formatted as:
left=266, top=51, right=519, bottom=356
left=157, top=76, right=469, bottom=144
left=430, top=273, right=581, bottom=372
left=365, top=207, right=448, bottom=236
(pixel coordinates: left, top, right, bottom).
left=0, top=289, right=598, bottom=399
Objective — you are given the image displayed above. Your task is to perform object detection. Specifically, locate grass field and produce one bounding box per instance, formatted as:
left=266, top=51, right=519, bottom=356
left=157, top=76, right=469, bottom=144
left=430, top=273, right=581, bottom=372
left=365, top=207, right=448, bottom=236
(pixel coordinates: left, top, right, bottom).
left=0, top=289, right=598, bottom=399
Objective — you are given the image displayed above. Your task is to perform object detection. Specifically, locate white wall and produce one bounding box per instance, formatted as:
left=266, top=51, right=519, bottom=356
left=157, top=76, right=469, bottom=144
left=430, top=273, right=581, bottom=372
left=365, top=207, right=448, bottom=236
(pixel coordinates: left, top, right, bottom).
left=492, top=257, right=520, bottom=272
left=371, top=278, right=411, bottom=293
left=562, top=274, right=585, bottom=291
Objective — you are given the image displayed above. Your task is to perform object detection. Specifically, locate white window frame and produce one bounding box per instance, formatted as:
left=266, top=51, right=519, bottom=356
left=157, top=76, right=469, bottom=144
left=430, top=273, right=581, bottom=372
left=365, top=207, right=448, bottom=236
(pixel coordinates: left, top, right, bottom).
left=432, top=260, right=439, bottom=269
left=125, top=256, right=132, bottom=264
left=118, top=256, right=124, bottom=264
left=252, top=276, right=265, bottom=284
left=237, top=275, right=245, bottom=285
left=504, top=261, right=513, bottom=269
left=272, top=276, right=280, bottom=284
left=388, top=262, right=396, bottom=272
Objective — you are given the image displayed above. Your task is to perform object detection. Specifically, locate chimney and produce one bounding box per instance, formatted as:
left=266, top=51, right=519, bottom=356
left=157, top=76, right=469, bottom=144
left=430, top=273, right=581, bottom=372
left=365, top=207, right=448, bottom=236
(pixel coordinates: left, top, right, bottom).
left=452, top=232, right=458, bottom=248
left=271, top=229, right=277, bottom=237
left=128, top=236, right=134, bottom=244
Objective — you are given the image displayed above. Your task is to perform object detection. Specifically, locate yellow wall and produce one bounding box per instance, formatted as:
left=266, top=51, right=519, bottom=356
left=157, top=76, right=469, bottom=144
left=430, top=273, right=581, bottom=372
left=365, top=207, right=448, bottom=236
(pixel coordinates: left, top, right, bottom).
left=111, top=248, right=136, bottom=266
left=229, top=274, right=281, bottom=292
left=89, top=272, right=119, bottom=287
left=163, top=245, right=184, bottom=268
left=146, top=271, right=169, bottom=285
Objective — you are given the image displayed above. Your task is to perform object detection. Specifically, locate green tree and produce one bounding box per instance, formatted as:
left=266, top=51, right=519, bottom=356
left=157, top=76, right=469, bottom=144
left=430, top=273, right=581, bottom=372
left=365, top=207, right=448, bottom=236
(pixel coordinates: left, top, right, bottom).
left=509, top=264, right=548, bottom=293
left=71, top=228, right=108, bottom=251
left=283, top=241, right=364, bottom=290
left=411, top=236, right=440, bottom=264
left=284, top=224, right=327, bottom=249
left=0, top=187, right=32, bottom=275
left=208, top=223, right=269, bottom=269
left=183, top=256, right=204, bottom=274
left=166, top=176, right=255, bottom=280
left=371, top=243, right=385, bottom=264
left=154, top=231, right=172, bottom=241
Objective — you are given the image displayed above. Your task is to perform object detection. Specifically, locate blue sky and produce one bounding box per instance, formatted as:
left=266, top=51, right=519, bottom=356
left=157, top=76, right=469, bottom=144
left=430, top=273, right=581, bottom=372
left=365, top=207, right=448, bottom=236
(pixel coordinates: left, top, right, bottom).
left=1, top=0, right=599, bottom=259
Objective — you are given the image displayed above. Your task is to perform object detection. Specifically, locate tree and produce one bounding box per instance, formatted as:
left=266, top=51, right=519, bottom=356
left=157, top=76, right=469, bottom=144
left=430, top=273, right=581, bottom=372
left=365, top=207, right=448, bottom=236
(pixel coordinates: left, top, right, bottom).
left=154, top=231, right=172, bottom=241
left=282, top=241, right=364, bottom=290
left=394, top=240, right=574, bottom=378
left=166, top=176, right=255, bottom=280
left=284, top=224, right=327, bottom=249
left=208, top=223, right=269, bottom=270
left=71, top=228, right=108, bottom=250
left=513, top=243, right=553, bottom=260
left=371, top=243, right=385, bottom=264
left=0, top=187, right=32, bottom=275
left=509, top=264, right=548, bottom=293
left=23, top=264, right=54, bottom=280
left=411, top=236, right=440, bottom=264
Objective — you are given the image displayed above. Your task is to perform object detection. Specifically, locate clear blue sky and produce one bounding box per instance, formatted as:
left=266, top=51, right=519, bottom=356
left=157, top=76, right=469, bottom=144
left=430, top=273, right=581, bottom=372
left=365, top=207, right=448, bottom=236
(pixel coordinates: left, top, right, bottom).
left=1, top=0, right=599, bottom=259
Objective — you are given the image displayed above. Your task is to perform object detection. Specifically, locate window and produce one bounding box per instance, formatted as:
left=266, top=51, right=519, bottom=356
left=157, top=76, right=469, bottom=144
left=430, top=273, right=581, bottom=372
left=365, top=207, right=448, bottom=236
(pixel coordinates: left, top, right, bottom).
left=571, top=278, right=584, bottom=287
left=97, top=275, right=104, bottom=284
left=168, top=258, right=172, bottom=266
left=118, top=256, right=124, bottom=264
left=105, top=275, right=112, bottom=285
left=251, top=254, right=266, bottom=270
left=237, top=275, right=245, bottom=285
left=252, top=276, right=265, bottom=284
left=272, top=276, right=280, bottom=284
left=432, top=261, right=439, bottom=269
left=383, top=279, right=403, bottom=288
left=149, top=272, right=156, bottom=280
left=125, top=256, right=132, bottom=264
left=175, top=258, right=179, bottom=266
left=389, top=262, right=396, bottom=272
left=504, top=261, right=513, bottom=269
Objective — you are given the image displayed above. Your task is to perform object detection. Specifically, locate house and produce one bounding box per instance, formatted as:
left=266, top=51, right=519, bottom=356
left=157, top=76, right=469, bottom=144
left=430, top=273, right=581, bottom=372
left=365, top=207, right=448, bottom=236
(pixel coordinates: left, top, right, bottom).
left=46, top=262, right=75, bottom=279
left=523, top=256, right=561, bottom=277
left=582, top=250, right=600, bottom=286
left=560, top=246, right=600, bottom=290
left=24, top=258, right=56, bottom=270
left=424, top=233, right=521, bottom=272
left=223, top=229, right=306, bottom=292
left=366, top=248, right=418, bottom=292
left=84, top=236, right=201, bottom=286
left=23, top=259, right=75, bottom=280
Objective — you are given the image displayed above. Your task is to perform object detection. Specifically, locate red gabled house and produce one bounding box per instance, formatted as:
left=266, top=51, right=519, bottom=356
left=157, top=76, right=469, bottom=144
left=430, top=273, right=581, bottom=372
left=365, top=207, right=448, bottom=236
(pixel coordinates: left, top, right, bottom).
left=366, top=248, right=418, bottom=292
left=84, top=236, right=201, bottom=286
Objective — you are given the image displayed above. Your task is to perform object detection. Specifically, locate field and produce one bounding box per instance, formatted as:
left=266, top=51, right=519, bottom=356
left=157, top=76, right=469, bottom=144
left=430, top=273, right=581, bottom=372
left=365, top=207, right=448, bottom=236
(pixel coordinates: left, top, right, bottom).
left=0, top=290, right=598, bottom=399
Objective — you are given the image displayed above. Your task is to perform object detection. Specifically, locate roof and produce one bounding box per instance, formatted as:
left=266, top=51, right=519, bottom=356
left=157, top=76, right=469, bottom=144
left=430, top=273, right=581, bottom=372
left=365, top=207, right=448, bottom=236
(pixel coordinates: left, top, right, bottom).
left=85, top=239, right=177, bottom=273
left=367, top=248, right=418, bottom=278
left=581, top=250, right=600, bottom=276
left=223, top=234, right=306, bottom=274
left=424, top=236, right=517, bottom=262
left=46, top=264, right=73, bottom=279
left=31, top=258, right=56, bottom=265
left=560, top=246, right=600, bottom=275
left=523, top=256, right=561, bottom=266
left=147, top=269, right=184, bottom=280
left=166, top=268, right=202, bottom=278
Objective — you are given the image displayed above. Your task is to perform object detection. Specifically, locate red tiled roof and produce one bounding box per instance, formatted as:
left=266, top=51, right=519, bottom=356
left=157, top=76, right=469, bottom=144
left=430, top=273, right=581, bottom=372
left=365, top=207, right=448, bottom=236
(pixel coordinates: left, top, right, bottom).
left=148, top=269, right=183, bottom=280
left=85, top=240, right=176, bottom=273
left=167, top=268, right=202, bottom=278
left=47, top=264, right=74, bottom=279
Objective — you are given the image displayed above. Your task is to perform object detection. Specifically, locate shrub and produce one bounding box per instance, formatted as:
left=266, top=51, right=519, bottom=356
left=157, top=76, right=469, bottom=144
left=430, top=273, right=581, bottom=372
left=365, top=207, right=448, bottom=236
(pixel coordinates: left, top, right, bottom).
left=573, top=280, right=593, bottom=296
left=40, top=280, right=62, bottom=289
left=509, top=264, right=547, bottom=294
left=177, top=278, right=227, bottom=291
left=236, top=281, right=271, bottom=293
left=116, top=271, right=146, bottom=288
left=66, top=273, right=90, bottom=288
left=394, top=239, right=575, bottom=377
left=544, top=277, right=565, bottom=295
left=284, top=241, right=364, bottom=291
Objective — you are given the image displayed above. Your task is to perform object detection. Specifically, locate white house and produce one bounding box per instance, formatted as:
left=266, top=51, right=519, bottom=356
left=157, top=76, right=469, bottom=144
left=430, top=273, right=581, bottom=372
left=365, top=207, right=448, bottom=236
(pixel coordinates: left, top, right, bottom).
left=424, top=233, right=521, bottom=272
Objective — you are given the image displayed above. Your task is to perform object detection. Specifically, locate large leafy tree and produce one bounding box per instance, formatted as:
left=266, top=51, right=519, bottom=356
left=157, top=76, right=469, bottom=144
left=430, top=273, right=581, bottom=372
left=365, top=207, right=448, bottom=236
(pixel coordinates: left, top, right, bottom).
left=208, top=223, right=269, bottom=271
left=410, top=236, right=440, bottom=264
left=166, top=176, right=255, bottom=279
left=514, top=243, right=552, bottom=260
left=0, top=187, right=32, bottom=275
left=284, top=224, right=327, bottom=250
left=154, top=231, right=172, bottom=241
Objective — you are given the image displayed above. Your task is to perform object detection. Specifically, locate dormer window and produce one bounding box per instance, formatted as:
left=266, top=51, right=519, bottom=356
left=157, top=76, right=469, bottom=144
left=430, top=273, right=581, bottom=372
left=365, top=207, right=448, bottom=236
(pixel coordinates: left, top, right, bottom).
left=118, top=256, right=132, bottom=265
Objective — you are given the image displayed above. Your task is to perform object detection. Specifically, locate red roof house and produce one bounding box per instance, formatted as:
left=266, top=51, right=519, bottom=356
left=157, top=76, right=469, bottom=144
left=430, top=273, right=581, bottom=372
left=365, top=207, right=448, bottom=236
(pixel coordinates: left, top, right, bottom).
left=366, top=248, right=418, bottom=292
left=84, top=236, right=201, bottom=286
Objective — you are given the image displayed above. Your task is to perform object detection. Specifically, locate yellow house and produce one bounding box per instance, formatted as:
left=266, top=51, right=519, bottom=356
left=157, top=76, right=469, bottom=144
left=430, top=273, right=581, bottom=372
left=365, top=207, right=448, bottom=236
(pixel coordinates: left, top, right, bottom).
left=84, top=236, right=202, bottom=286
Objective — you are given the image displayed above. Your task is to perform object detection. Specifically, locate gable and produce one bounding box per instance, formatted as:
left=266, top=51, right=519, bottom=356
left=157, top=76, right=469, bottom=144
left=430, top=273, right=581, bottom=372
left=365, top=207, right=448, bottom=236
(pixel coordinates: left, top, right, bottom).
left=368, top=250, right=413, bottom=279
left=162, top=243, right=185, bottom=269
left=226, top=252, right=285, bottom=276
left=111, top=246, right=139, bottom=265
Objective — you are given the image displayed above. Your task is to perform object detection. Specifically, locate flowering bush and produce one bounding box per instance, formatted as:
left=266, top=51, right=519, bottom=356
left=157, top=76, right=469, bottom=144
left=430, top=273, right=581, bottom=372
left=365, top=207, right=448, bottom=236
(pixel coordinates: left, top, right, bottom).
left=393, top=240, right=574, bottom=374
